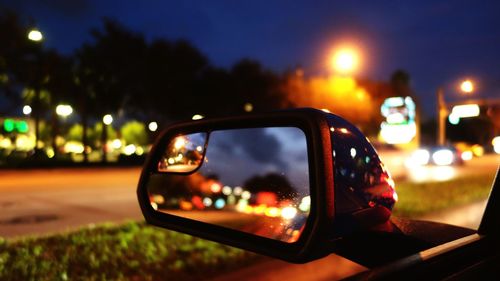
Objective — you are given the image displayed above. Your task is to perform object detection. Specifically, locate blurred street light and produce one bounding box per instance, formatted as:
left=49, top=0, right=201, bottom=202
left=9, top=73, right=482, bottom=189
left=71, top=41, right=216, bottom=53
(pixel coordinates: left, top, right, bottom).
left=103, top=114, right=113, bottom=125
left=27, top=28, right=43, bottom=152
left=244, top=102, right=253, bottom=112
left=460, top=80, right=474, bottom=93
left=55, top=104, right=73, bottom=117
left=330, top=47, right=360, bottom=74
left=148, top=121, right=158, bottom=132
left=192, top=114, right=204, bottom=120
left=437, top=79, right=477, bottom=145
left=22, top=105, right=32, bottom=115
left=27, top=29, right=43, bottom=42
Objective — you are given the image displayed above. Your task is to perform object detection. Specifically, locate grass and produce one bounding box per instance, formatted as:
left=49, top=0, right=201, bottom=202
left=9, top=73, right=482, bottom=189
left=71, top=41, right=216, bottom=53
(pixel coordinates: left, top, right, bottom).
left=393, top=174, right=496, bottom=217
left=0, top=222, right=258, bottom=281
left=1, top=175, right=496, bottom=280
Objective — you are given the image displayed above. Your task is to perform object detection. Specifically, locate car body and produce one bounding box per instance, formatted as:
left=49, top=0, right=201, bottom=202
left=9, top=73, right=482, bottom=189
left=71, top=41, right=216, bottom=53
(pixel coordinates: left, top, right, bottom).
left=137, top=108, right=500, bottom=280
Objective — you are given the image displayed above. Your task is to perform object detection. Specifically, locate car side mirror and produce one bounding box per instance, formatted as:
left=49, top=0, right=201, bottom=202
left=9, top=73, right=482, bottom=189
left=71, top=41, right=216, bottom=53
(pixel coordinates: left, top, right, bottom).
left=137, top=108, right=399, bottom=263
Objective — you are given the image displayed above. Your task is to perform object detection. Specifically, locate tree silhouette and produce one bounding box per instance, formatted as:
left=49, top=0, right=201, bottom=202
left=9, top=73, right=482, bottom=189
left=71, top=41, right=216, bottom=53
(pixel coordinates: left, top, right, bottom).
left=75, top=19, right=147, bottom=162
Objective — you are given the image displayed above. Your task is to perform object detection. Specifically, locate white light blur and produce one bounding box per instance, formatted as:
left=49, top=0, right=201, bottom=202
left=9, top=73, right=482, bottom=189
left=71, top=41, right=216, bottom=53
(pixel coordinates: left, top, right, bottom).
left=281, top=206, right=298, bottom=220
left=124, top=144, right=137, bottom=156
left=380, top=123, right=417, bottom=144
left=408, top=149, right=430, bottom=166
left=173, top=137, right=186, bottom=149
left=386, top=113, right=405, bottom=124
left=241, top=190, right=251, bottom=200
left=112, top=139, right=122, bottom=149
left=222, top=186, right=232, bottom=195
left=56, top=104, right=73, bottom=117
left=23, top=105, right=32, bottom=115
left=451, top=104, right=480, bottom=118
left=461, top=151, right=473, bottom=161
left=103, top=114, right=113, bottom=125
left=299, top=196, right=311, bottom=212
left=203, top=197, right=213, bottom=207
left=148, top=122, right=158, bottom=132
left=28, top=29, right=43, bottom=41
left=192, top=114, right=204, bottom=120
left=493, top=136, right=500, bottom=154
left=64, top=142, right=84, bottom=154
left=432, top=149, right=454, bottom=166
left=151, top=202, right=158, bottom=211
left=408, top=166, right=456, bottom=182
left=233, top=186, right=243, bottom=196
left=350, top=148, right=357, bottom=158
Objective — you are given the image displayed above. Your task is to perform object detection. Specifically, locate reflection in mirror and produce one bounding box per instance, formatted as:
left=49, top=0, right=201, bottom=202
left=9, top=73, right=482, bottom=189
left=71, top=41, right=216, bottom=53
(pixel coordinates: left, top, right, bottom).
left=147, top=127, right=310, bottom=243
left=157, top=133, right=207, bottom=173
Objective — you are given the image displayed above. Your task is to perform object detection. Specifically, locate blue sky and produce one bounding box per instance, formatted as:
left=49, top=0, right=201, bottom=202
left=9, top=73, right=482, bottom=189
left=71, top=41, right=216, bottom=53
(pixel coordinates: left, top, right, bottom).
left=2, top=0, right=499, bottom=117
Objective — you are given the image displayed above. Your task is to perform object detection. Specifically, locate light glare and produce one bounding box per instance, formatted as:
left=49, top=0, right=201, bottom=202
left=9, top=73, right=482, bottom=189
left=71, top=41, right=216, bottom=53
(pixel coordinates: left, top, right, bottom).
left=432, top=149, right=454, bottom=166
left=148, top=121, right=158, bottom=132
left=23, top=105, right=32, bottom=115
left=103, top=114, right=113, bottom=125
left=28, top=29, right=43, bottom=41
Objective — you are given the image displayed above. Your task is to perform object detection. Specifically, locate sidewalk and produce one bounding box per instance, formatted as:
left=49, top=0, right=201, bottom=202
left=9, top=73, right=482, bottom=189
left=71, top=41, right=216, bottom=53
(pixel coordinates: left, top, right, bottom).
left=418, top=199, right=487, bottom=229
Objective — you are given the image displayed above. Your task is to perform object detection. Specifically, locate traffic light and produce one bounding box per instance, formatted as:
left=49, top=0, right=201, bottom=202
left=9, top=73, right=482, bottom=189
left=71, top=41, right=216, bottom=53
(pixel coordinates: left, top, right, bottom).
left=2, top=119, right=29, bottom=134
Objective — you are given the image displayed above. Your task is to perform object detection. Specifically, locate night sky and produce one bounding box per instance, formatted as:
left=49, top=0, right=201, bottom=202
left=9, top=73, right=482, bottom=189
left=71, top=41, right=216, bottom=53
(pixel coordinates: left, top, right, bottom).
left=2, top=0, right=499, bottom=117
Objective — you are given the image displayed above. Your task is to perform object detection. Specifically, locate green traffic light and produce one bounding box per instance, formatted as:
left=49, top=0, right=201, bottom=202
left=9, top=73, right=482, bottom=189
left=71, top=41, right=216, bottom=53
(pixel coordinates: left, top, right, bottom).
left=16, top=121, right=29, bottom=133
left=4, top=119, right=15, bottom=132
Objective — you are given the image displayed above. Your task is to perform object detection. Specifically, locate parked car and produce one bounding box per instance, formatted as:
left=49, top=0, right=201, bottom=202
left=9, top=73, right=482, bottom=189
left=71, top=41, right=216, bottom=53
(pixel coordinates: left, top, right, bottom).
left=407, top=146, right=465, bottom=166
left=137, top=108, right=500, bottom=280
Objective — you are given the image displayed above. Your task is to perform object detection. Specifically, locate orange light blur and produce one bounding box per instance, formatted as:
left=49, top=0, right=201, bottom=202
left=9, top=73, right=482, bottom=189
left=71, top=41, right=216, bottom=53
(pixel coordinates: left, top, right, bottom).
left=330, top=47, right=360, bottom=74
left=173, top=137, right=186, bottom=149
left=264, top=207, right=281, bottom=218
left=210, top=183, right=222, bottom=193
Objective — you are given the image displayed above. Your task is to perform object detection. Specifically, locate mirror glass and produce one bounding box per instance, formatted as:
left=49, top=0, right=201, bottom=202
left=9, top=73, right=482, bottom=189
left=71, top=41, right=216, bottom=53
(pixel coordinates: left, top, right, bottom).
left=157, top=132, right=207, bottom=173
left=146, top=127, right=310, bottom=243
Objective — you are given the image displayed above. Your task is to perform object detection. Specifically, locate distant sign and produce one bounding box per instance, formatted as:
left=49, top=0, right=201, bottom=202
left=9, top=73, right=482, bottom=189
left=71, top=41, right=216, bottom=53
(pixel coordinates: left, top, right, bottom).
left=380, top=96, right=416, bottom=144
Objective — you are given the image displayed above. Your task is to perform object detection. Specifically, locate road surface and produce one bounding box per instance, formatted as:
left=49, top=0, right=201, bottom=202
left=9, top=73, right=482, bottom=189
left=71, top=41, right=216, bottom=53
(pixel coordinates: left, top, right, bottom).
left=1, top=154, right=498, bottom=238
left=0, top=161, right=497, bottom=281
left=379, top=152, right=499, bottom=182
left=0, top=167, right=143, bottom=238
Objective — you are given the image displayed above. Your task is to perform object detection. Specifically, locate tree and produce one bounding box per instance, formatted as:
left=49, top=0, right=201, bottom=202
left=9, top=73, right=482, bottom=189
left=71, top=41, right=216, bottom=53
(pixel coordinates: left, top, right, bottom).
left=140, top=39, right=209, bottom=120
left=120, top=121, right=147, bottom=146
left=75, top=19, right=147, bottom=162
left=391, top=69, right=412, bottom=97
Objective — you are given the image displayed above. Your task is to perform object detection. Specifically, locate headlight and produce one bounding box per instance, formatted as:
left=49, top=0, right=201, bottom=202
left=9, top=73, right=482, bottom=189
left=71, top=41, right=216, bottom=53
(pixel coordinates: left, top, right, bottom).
left=432, top=149, right=454, bottom=166
left=411, top=149, right=430, bottom=166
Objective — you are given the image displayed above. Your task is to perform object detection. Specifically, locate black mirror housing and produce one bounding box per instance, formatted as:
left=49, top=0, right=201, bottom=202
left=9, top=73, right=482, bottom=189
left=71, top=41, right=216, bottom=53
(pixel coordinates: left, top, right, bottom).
left=137, top=108, right=396, bottom=263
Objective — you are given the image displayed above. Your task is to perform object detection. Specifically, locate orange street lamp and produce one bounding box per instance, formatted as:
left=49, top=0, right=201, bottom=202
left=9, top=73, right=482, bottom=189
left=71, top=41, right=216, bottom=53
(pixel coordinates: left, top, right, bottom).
left=330, top=47, right=360, bottom=74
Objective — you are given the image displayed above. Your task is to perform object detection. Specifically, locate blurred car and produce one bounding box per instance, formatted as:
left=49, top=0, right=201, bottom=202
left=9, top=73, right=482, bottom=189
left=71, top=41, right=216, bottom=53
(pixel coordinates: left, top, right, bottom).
left=407, top=146, right=465, bottom=166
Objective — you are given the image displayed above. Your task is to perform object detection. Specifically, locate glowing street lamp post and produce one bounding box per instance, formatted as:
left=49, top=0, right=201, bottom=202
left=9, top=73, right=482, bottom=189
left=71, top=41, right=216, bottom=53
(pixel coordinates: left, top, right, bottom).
left=330, top=47, right=360, bottom=75
left=53, top=105, right=73, bottom=156
left=437, top=80, right=475, bottom=145
left=101, top=114, right=113, bottom=163
left=27, top=28, right=43, bottom=152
